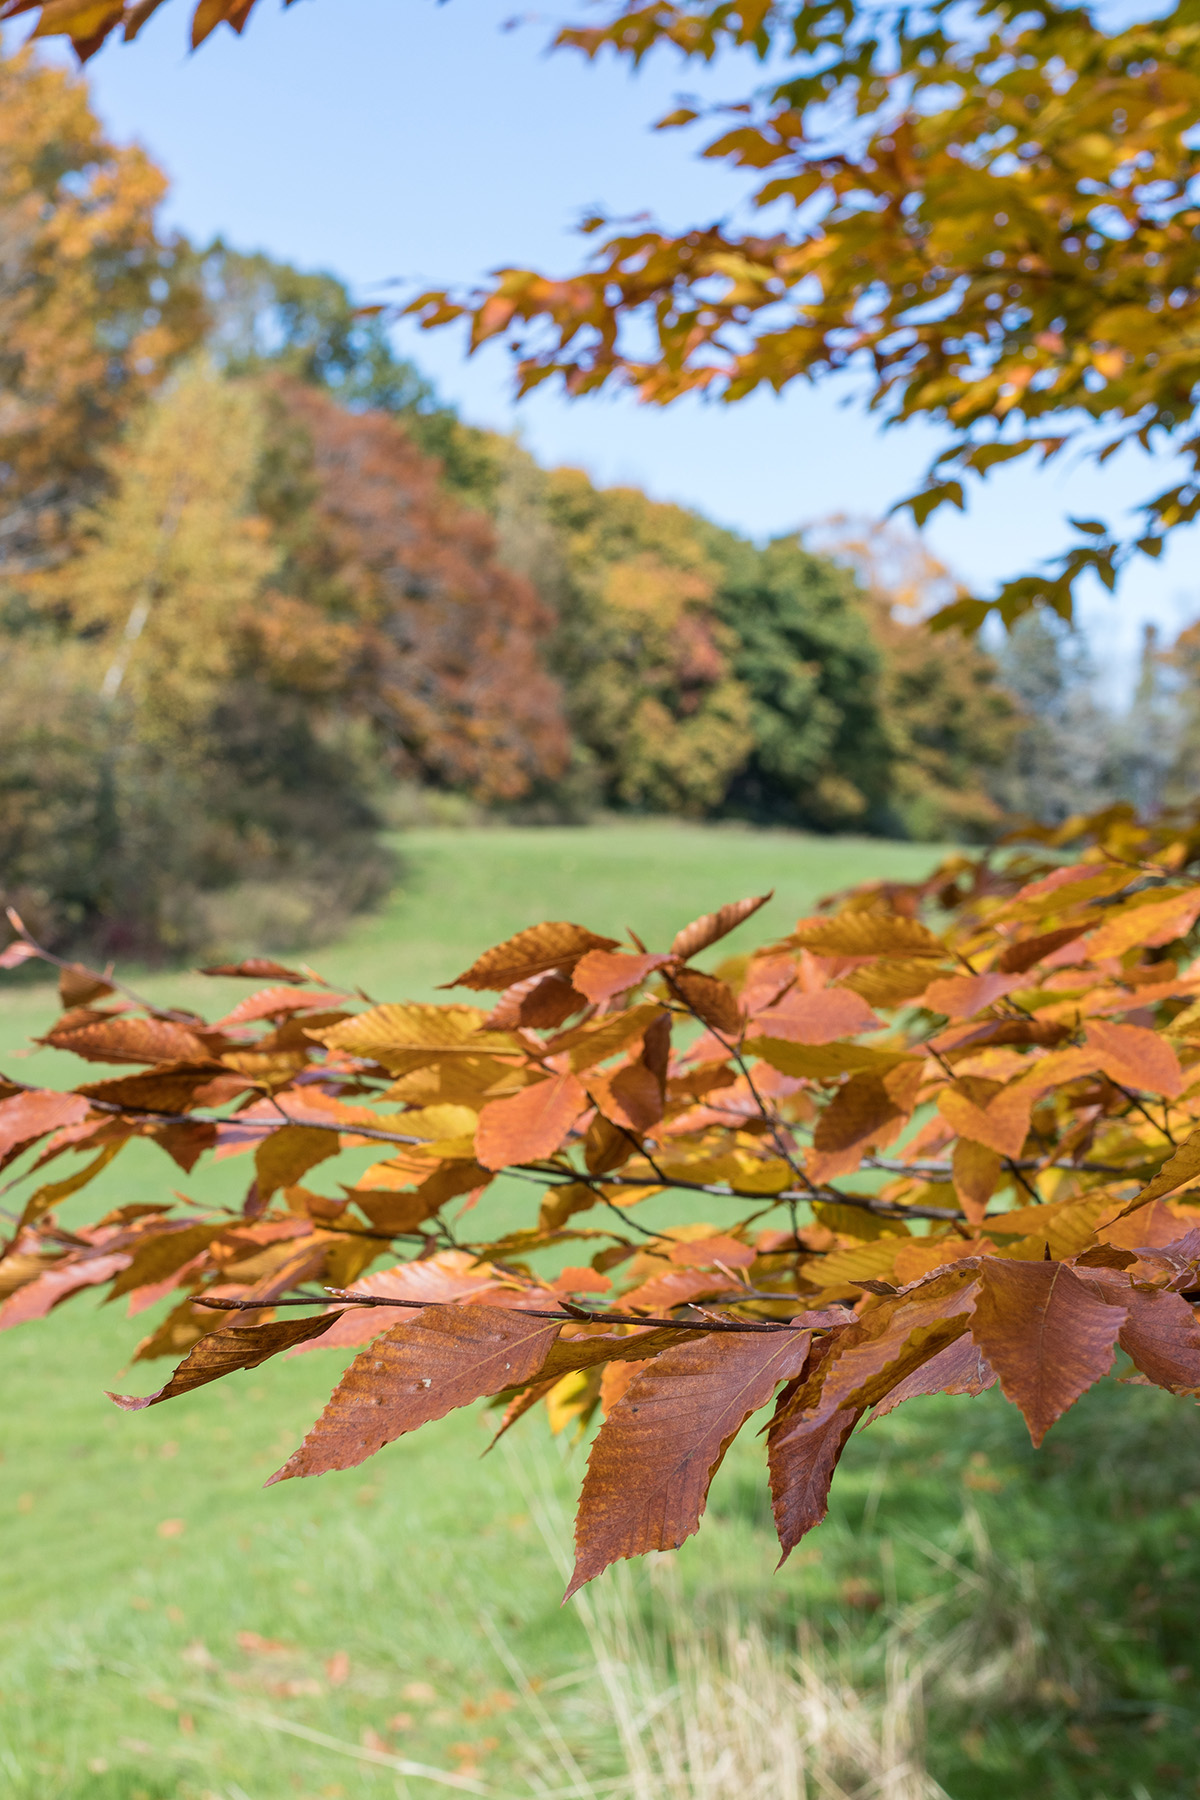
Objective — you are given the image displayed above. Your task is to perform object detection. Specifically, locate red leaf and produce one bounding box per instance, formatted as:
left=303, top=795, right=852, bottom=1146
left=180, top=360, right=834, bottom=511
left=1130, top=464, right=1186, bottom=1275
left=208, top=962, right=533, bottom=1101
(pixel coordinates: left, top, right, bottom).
left=475, top=1071, right=587, bottom=1169
left=268, top=1306, right=564, bottom=1482
left=969, top=1258, right=1126, bottom=1446
left=566, top=1327, right=811, bottom=1595
left=671, top=893, right=772, bottom=961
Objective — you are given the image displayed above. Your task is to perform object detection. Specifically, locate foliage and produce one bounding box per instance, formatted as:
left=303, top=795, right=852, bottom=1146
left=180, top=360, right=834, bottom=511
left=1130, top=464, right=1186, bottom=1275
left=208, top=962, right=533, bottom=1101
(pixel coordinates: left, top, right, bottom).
left=0, top=46, right=202, bottom=578
left=6, top=809, right=1200, bottom=1597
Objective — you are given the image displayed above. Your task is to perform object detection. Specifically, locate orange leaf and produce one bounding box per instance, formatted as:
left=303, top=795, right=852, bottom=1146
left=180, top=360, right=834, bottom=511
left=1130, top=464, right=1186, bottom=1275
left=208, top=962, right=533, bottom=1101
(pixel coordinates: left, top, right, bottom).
left=1084, top=1020, right=1182, bottom=1098
left=669, top=967, right=741, bottom=1035
left=0, top=1089, right=90, bottom=1170
left=40, top=1014, right=212, bottom=1066
left=573, top=950, right=671, bottom=1004
left=968, top=1259, right=1125, bottom=1446
left=938, top=1079, right=1032, bottom=1159
left=268, top=1306, right=564, bottom=1482
left=767, top=1393, right=861, bottom=1562
left=868, top=1333, right=996, bottom=1421
left=1085, top=888, right=1200, bottom=959
left=109, top=1312, right=343, bottom=1410
left=671, top=893, right=772, bottom=960
left=475, top=1071, right=587, bottom=1169
left=0, top=1251, right=129, bottom=1330
left=254, top=1126, right=339, bottom=1201
left=808, top=1062, right=923, bottom=1181
left=1111, top=1283, right=1200, bottom=1394
left=567, top=1328, right=811, bottom=1595
left=447, top=923, right=618, bottom=992
left=751, top=987, right=880, bottom=1043
left=951, top=1139, right=1003, bottom=1225
left=917, top=972, right=1021, bottom=1018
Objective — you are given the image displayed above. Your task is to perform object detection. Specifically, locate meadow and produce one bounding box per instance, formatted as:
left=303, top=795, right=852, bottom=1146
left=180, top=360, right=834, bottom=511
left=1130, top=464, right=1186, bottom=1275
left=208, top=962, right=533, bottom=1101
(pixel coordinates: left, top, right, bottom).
left=3, top=824, right=1200, bottom=1800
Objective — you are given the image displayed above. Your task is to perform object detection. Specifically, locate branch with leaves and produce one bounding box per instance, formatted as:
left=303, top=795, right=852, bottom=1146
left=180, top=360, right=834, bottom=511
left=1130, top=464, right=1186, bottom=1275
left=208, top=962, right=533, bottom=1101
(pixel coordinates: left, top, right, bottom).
left=6, top=805, right=1200, bottom=1592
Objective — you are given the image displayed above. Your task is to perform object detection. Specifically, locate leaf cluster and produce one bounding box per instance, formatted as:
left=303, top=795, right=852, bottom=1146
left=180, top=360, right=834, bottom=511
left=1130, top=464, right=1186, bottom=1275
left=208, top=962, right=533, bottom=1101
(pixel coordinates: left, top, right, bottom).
left=7, top=804, right=1200, bottom=1591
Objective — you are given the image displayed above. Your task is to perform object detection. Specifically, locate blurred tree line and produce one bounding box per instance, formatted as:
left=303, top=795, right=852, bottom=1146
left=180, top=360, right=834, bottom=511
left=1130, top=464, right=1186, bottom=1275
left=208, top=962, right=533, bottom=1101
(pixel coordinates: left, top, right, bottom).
left=1, top=47, right=1183, bottom=961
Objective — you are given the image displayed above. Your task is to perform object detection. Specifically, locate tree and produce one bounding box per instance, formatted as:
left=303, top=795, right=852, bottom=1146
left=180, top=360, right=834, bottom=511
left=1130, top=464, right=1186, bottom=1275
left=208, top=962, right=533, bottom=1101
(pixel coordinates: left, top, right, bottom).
left=5, top=821, right=1200, bottom=1592
left=19, top=0, right=1197, bottom=628
left=0, top=46, right=201, bottom=578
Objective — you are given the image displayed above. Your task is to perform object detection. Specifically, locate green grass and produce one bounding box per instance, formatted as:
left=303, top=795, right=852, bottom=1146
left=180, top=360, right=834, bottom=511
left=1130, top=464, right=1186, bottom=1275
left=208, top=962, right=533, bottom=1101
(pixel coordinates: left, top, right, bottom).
left=4, top=823, right=1200, bottom=1800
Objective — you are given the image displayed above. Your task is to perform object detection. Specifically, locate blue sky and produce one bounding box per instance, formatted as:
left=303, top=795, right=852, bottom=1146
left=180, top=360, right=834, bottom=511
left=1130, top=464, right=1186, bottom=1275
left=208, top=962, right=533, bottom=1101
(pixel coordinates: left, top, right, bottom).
left=41, top=0, right=1199, bottom=698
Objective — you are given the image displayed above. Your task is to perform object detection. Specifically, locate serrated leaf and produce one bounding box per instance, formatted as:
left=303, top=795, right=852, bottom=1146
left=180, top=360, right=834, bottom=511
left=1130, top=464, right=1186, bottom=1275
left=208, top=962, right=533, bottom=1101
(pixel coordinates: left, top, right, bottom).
left=0, top=1089, right=90, bottom=1170
left=269, top=1306, right=564, bottom=1482
left=110, top=1311, right=343, bottom=1410
left=670, top=967, right=741, bottom=1035
left=969, top=1259, right=1125, bottom=1446
left=447, top=923, right=619, bottom=992
left=573, top=950, right=671, bottom=1004
left=254, top=1126, right=339, bottom=1201
left=475, top=1072, right=587, bottom=1169
left=671, top=894, right=772, bottom=960
left=1084, top=1020, right=1183, bottom=1098
left=40, top=1014, right=212, bottom=1066
left=567, top=1328, right=812, bottom=1595
left=791, top=914, right=945, bottom=959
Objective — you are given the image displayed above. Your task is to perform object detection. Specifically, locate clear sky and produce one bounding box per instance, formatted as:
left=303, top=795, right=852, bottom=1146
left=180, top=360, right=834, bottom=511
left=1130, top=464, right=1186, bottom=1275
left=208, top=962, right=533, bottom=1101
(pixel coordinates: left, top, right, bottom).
left=37, top=0, right=1200, bottom=697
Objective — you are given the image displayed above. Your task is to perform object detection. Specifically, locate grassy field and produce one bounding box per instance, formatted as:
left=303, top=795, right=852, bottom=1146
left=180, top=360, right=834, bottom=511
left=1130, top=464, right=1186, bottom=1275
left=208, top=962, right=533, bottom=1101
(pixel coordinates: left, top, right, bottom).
left=3, top=824, right=1200, bottom=1800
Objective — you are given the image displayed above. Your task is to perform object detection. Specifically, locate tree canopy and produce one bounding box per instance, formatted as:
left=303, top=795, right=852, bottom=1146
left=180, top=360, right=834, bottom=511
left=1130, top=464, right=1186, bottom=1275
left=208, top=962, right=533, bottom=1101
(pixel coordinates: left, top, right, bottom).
left=14, top=0, right=1197, bottom=629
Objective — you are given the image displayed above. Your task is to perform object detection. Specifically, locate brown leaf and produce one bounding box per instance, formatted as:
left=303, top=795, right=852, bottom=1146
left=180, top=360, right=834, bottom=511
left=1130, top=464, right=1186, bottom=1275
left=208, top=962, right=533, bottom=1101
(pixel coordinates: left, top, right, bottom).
left=573, top=950, right=671, bottom=1004
left=669, top=968, right=741, bottom=1035
left=0, top=1089, right=90, bottom=1170
left=40, top=1014, right=212, bottom=1066
left=671, top=893, right=772, bottom=961
left=201, top=958, right=310, bottom=983
left=868, top=1333, right=997, bottom=1421
left=567, top=1327, right=811, bottom=1595
left=58, top=963, right=115, bottom=1008
left=938, top=1079, right=1032, bottom=1159
left=952, top=1138, right=1003, bottom=1225
left=289, top=1252, right=520, bottom=1356
left=475, top=1072, right=587, bottom=1169
left=1084, top=1020, right=1183, bottom=1098
left=809, top=1062, right=924, bottom=1182
left=768, top=1394, right=861, bottom=1563
left=618, top=1265, right=743, bottom=1311
left=105, top=1222, right=225, bottom=1303
left=812, top=1274, right=977, bottom=1415
left=917, top=973, right=1021, bottom=1018
left=484, top=972, right=584, bottom=1029
left=0, top=1251, right=130, bottom=1330
left=218, top=987, right=338, bottom=1027
left=969, top=1258, right=1126, bottom=1446
left=76, top=1062, right=240, bottom=1115
left=995, top=926, right=1088, bottom=973
left=254, top=1126, right=339, bottom=1201
left=447, top=923, right=619, bottom=992
left=109, top=1312, right=344, bottom=1410
left=751, top=987, right=880, bottom=1043
left=791, top=914, right=945, bottom=959
left=1109, top=1283, right=1200, bottom=1394
left=268, top=1306, right=564, bottom=1482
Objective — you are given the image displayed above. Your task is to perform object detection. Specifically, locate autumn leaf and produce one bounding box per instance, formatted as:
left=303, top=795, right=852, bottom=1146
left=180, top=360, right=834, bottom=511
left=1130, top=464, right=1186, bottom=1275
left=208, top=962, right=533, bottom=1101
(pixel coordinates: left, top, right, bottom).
left=475, top=1071, right=587, bottom=1168
left=969, top=1259, right=1126, bottom=1446
left=768, top=1392, right=862, bottom=1562
left=671, top=893, right=772, bottom=960
left=39, top=1014, right=212, bottom=1066
left=268, top=1306, right=565, bottom=1482
left=938, top=1079, right=1032, bottom=1159
left=254, top=1126, right=339, bottom=1201
left=0, top=1089, right=90, bottom=1170
left=567, top=1327, right=812, bottom=1595
left=669, top=967, right=741, bottom=1035
left=573, top=949, right=671, bottom=1004
left=791, top=914, right=945, bottom=959
left=918, top=972, right=1021, bottom=1018
left=809, top=1061, right=924, bottom=1182
left=867, top=1333, right=997, bottom=1421
left=1084, top=1020, right=1183, bottom=1098
left=109, top=1312, right=344, bottom=1409
left=447, top=923, right=619, bottom=992
left=750, top=987, right=880, bottom=1043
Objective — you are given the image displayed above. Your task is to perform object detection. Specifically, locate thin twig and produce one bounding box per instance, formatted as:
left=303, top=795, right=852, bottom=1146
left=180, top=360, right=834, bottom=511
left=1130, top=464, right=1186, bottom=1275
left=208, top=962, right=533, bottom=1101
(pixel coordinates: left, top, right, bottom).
left=195, top=1291, right=811, bottom=1333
